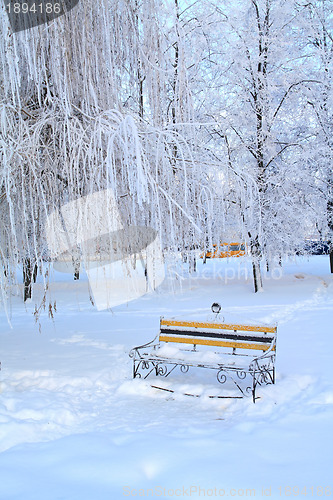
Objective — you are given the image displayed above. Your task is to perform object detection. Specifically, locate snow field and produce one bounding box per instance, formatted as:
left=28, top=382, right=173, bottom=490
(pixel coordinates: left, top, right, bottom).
left=0, top=256, right=332, bottom=499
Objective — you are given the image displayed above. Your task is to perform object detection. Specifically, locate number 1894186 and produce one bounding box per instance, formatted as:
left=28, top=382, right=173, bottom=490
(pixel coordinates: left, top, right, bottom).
left=6, top=3, right=61, bottom=14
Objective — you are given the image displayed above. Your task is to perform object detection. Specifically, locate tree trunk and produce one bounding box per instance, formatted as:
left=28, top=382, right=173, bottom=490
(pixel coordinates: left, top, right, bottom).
left=74, top=260, right=80, bottom=280
left=189, top=253, right=196, bottom=273
left=23, top=258, right=37, bottom=301
left=249, top=233, right=262, bottom=292
left=171, top=0, right=179, bottom=174
left=252, top=259, right=263, bottom=293
left=33, top=263, right=38, bottom=283
left=326, top=188, right=333, bottom=273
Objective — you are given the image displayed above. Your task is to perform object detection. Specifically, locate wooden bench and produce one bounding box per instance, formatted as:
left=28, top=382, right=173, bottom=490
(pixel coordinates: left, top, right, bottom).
left=130, top=308, right=277, bottom=402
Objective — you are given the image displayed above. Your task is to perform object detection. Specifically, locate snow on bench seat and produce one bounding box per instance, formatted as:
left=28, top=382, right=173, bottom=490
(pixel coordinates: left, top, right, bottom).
left=130, top=306, right=277, bottom=402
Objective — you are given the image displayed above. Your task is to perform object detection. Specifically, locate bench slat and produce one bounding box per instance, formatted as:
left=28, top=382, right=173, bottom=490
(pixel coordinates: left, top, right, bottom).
left=159, top=335, right=276, bottom=352
left=160, top=328, right=274, bottom=343
left=161, top=319, right=277, bottom=334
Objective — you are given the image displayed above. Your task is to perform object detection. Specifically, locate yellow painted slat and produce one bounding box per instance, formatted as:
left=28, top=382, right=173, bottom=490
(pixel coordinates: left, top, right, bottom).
left=160, top=319, right=276, bottom=334
left=159, top=335, right=275, bottom=351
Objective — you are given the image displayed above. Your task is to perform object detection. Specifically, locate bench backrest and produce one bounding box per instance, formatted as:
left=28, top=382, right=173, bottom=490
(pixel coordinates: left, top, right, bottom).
left=160, top=318, right=276, bottom=354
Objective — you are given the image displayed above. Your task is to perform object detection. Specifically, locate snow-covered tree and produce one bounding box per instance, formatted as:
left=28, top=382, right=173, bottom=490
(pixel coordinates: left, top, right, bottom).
left=299, top=0, right=333, bottom=271
left=1, top=0, right=332, bottom=314
left=192, top=0, right=324, bottom=291
left=0, top=0, right=220, bottom=309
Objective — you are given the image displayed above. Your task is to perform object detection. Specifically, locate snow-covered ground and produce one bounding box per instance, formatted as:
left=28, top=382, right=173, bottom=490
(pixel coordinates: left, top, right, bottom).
left=0, top=256, right=332, bottom=500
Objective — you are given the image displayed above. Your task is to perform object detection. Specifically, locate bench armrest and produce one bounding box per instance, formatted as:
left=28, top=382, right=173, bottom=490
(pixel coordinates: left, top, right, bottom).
left=250, top=336, right=276, bottom=374
left=252, top=335, right=276, bottom=361
left=129, top=335, right=159, bottom=359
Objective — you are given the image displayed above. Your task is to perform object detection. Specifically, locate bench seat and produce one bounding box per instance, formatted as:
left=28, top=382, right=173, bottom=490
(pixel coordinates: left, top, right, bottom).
left=142, top=344, right=253, bottom=369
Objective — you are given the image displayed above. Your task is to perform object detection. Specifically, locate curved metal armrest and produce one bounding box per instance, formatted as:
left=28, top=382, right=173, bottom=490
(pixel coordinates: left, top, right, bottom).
left=129, top=335, right=160, bottom=359
left=252, top=335, right=277, bottom=362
